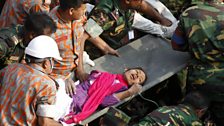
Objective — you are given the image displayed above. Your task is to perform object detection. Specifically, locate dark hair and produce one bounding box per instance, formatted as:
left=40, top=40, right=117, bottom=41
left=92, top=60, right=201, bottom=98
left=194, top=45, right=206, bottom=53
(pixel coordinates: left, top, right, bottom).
left=25, top=54, right=50, bottom=63
left=183, top=91, right=210, bottom=110
left=125, top=67, right=147, bottom=85
left=59, top=0, right=87, bottom=10
left=24, top=13, right=57, bottom=35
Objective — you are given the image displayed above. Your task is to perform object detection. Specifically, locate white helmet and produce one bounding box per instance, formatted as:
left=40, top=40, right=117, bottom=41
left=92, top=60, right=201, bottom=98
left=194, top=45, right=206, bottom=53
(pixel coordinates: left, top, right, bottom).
left=25, top=35, right=62, bottom=60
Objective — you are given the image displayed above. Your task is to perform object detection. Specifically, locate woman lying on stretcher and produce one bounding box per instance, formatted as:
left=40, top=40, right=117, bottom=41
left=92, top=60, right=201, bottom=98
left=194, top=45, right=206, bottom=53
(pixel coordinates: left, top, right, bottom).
left=37, top=67, right=147, bottom=125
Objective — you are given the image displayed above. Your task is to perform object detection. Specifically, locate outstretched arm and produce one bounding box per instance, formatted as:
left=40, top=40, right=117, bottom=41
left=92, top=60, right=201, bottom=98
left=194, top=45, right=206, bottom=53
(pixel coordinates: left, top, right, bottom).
left=101, top=84, right=142, bottom=107
left=114, top=84, right=142, bottom=101
left=76, top=32, right=90, bottom=82
left=88, top=36, right=119, bottom=57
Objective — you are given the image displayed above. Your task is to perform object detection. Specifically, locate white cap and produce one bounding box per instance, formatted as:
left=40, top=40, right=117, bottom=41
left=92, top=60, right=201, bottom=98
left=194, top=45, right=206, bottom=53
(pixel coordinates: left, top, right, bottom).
left=25, top=35, right=62, bottom=60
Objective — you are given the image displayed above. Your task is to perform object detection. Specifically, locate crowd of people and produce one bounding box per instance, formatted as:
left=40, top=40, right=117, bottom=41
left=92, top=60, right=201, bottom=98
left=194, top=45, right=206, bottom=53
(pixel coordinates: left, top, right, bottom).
left=0, top=0, right=224, bottom=125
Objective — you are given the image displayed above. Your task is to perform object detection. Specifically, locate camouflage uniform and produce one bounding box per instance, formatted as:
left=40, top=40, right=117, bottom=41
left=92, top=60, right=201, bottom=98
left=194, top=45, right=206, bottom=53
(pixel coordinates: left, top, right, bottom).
left=160, top=0, right=185, bottom=17
left=134, top=104, right=202, bottom=126
left=99, top=107, right=131, bottom=126
left=171, top=0, right=224, bottom=120
left=192, top=0, right=206, bottom=4
left=0, top=25, right=24, bottom=69
left=160, top=0, right=204, bottom=18
left=89, top=0, right=135, bottom=49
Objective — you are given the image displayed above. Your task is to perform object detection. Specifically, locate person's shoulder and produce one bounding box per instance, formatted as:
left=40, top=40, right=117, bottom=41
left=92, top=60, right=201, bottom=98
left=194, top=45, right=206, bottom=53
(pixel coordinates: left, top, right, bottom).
left=0, top=26, right=19, bottom=37
left=32, top=71, right=57, bottom=89
left=0, top=25, right=22, bottom=51
left=176, top=104, right=198, bottom=116
left=1, top=63, right=23, bottom=72
left=150, top=106, right=172, bottom=115
left=181, top=3, right=224, bottom=20
left=181, top=5, right=199, bottom=16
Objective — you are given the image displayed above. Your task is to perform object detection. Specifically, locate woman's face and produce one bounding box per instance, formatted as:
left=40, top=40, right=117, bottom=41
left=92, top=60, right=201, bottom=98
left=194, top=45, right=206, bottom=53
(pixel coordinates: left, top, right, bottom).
left=124, top=69, right=146, bottom=86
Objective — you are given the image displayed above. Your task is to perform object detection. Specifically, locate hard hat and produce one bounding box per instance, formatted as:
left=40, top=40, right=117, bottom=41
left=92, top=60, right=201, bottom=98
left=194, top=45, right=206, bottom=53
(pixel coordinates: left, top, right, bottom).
left=25, top=35, right=62, bottom=60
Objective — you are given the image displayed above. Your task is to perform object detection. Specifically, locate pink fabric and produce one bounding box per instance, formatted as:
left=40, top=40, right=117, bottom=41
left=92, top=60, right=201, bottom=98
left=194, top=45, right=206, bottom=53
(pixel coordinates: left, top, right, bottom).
left=63, top=72, right=128, bottom=124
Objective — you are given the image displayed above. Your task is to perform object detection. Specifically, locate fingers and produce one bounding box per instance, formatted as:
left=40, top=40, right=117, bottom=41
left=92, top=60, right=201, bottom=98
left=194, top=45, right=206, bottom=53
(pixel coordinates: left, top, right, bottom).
left=136, top=84, right=143, bottom=92
left=107, top=48, right=120, bottom=57
left=65, top=84, right=69, bottom=95
left=65, top=78, right=76, bottom=97
left=114, top=51, right=120, bottom=57
left=108, top=50, right=120, bottom=57
left=70, top=82, right=76, bottom=95
left=65, top=82, right=72, bottom=96
left=111, top=50, right=119, bottom=57
left=129, top=84, right=142, bottom=95
left=68, top=85, right=73, bottom=97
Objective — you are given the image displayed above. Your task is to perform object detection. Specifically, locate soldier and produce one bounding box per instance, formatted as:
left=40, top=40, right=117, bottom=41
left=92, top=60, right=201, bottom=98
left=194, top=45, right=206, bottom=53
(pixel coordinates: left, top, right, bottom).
left=0, top=13, right=56, bottom=70
left=134, top=91, right=209, bottom=126
left=88, top=0, right=175, bottom=49
left=171, top=0, right=224, bottom=125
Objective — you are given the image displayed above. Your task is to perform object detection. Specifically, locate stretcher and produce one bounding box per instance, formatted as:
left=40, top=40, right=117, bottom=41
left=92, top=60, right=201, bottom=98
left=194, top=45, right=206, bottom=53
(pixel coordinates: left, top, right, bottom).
left=81, top=34, right=191, bottom=125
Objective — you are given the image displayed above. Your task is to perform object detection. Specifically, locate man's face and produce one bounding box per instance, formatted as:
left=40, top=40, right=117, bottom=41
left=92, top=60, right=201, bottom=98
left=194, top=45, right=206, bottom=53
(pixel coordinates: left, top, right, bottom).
left=70, top=4, right=86, bottom=20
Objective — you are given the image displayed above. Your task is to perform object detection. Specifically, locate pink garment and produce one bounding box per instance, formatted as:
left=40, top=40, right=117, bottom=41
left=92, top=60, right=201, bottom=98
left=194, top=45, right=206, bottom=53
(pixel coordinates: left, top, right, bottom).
left=62, top=72, right=128, bottom=124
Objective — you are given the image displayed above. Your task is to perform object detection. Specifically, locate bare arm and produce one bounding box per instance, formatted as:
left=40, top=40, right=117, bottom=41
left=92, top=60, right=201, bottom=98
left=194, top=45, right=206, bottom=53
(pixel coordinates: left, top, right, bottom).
left=114, top=90, right=131, bottom=101
left=114, top=84, right=142, bottom=101
left=65, top=32, right=90, bottom=95
left=76, top=32, right=90, bottom=82
left=38, top=116, right=62, bottom=126
left=88, top=36, right=119, bottom=57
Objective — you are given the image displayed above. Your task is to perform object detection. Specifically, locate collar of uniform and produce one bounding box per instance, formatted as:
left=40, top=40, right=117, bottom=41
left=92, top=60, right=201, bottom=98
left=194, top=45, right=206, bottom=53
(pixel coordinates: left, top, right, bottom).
left=28, top=63, right=47, bottom=74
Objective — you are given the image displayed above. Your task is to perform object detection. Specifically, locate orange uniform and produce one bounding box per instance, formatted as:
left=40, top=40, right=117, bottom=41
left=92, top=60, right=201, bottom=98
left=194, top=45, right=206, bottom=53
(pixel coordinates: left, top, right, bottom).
left=0, top=63, right=57, bottom=125
left=50, top=7, right=86, bottom=79
left=0, top=0, right=50, bottom=27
